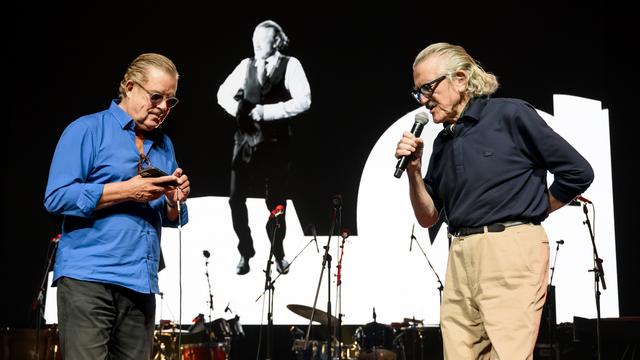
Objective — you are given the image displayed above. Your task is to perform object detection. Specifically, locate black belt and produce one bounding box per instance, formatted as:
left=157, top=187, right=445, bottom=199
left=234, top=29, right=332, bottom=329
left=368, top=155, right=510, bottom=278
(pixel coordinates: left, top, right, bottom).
left=449, top=220, right=534, bottom=237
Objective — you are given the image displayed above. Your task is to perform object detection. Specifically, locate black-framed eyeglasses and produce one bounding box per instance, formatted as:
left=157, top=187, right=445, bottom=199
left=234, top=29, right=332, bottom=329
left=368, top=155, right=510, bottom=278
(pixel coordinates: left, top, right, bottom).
left=411, top=75, right=446, bottom=103
left=133, top=81, right=179, bottom=108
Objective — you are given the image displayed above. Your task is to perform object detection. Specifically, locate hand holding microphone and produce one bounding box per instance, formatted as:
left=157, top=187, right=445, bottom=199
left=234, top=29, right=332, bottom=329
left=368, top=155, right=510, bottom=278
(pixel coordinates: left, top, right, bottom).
left=394, top=112, right=431, bottom=178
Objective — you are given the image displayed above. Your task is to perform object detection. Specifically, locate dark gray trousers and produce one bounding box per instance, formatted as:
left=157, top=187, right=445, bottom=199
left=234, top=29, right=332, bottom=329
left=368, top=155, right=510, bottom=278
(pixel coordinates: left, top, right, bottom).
left=57, top=277, right=155, bottom=360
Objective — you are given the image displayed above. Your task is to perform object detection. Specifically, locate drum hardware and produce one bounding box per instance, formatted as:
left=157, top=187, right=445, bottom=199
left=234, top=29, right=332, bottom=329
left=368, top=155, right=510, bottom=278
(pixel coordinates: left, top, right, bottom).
left=292, top=338, right=360, bottom=360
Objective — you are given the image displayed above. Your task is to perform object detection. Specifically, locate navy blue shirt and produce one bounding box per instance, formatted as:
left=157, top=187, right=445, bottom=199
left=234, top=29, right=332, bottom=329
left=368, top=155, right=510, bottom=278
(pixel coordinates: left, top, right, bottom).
left=44, top=101, right=188, bottom=294
left=424, top=97, right=593, bottom=230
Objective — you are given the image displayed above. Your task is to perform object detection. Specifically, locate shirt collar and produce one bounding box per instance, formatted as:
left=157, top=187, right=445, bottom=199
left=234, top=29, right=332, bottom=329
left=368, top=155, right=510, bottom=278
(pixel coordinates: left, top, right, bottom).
left=109, top=100, right=136, bottom=130
left=439, top=97, right=488, bottom=134
left=461, top=96, right=488, bottom=123
left=255, top=52, right=281, bottom=67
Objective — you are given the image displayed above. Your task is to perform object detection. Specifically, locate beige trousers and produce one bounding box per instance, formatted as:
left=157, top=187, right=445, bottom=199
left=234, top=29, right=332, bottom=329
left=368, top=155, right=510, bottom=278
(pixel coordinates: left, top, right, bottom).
left=440, top=224, right=549, bottom=360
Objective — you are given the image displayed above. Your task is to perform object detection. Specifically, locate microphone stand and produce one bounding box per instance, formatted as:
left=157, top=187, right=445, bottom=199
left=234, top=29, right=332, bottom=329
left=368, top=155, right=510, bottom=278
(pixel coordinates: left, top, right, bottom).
left=202, top=250, right=214, bottom=355
left=335, top=230, right=349, bottom=360
left=255, top=227, right=319, bottom=302
left=262, top=210, right=282, bottom=360
left=545, top=240, right=564, bottom=350
left=305, top=196, right=341, bottom=359
left=581, top=202, right=605, bottom=360
left=410, top=229, right=444, bottom=303
left=203, top=251, right=214, bottom=322
left=32, top=233, right=60, bottom=360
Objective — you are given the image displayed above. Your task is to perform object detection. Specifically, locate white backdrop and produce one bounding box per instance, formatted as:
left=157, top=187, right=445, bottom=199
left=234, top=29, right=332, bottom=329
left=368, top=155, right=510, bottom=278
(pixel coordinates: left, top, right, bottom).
left=46, top=95, right=617, bottom=327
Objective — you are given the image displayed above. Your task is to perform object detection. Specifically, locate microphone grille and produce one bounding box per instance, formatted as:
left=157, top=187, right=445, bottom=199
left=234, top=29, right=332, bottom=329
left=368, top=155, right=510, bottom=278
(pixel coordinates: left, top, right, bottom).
left=414, top=111, right=431, bottom=125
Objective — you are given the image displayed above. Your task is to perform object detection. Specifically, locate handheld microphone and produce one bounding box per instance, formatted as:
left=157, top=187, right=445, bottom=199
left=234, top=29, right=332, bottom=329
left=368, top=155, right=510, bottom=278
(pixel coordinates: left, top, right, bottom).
left=394, top=112, right=431, bottom=178
left=340, top=228, right=350, bottom=239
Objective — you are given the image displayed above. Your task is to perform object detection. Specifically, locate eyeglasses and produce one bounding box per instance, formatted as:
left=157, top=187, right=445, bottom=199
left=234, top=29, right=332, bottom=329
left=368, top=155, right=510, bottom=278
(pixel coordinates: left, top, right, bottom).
left=411, top=75, right=446, bottom=103
left=133, top=81, right=179, bottom=108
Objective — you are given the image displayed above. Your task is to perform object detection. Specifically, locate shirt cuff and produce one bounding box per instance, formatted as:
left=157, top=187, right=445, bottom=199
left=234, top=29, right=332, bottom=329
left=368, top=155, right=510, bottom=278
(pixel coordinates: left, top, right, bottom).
left=77, top=183, right=104, bottom=217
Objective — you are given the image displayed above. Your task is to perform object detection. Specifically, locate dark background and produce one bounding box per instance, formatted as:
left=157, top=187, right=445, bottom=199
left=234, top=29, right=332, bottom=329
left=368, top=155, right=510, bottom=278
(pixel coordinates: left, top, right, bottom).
left=5, top=1, right=635, bottom=331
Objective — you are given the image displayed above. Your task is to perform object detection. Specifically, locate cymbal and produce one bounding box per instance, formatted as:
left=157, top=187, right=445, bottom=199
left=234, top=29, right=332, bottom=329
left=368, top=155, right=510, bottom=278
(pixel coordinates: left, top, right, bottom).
left=287, top=304, right=339, bottom=325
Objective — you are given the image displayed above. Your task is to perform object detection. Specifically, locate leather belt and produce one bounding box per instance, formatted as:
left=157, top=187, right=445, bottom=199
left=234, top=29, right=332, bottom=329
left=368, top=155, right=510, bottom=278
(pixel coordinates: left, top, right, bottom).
left=449, top=220, right=533, bottom=237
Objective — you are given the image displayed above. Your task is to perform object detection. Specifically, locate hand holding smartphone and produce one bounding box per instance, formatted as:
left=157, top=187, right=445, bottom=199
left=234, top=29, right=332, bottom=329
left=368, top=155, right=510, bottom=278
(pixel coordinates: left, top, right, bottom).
left=139, top=167, right=178, bottom=186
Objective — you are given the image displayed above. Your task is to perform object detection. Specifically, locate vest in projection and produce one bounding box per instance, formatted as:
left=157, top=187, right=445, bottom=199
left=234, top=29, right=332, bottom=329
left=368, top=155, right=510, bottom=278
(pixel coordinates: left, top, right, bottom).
left=241, top=56, right=295, bottom=141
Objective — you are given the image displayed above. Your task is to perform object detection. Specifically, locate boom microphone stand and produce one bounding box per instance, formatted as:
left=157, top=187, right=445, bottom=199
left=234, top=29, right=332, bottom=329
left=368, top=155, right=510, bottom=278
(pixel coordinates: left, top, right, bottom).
left=409, top=226, right=444, bottom=303
left=256, top=225, right=320, bottom=303
left=580, top=200, right=605, bottom=360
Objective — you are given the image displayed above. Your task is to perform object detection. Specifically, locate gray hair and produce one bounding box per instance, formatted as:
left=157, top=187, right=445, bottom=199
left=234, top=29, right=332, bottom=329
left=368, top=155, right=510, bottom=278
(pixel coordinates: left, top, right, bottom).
left=414, top=42, right=498, bottom=97
left=118, top=53, right=179, bottom=99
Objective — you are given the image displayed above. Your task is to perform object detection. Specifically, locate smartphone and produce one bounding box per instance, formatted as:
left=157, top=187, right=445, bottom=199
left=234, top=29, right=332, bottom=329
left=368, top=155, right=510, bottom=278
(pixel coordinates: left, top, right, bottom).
left=139, top=167, right=168, bottom=177
left=139, top=167, right=178, bottom=186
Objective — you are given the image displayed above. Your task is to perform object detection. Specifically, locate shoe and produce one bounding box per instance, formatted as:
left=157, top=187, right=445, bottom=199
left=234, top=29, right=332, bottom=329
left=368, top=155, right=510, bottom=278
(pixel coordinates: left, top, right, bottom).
left=236, top=256, right=250, bottom=275
left=276, top=258, right=290, bottom=274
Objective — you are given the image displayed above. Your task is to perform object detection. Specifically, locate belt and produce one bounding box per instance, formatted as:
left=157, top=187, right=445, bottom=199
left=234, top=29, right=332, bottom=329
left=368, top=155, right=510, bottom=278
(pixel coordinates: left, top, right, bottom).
left=449, top=220, right=533, bottom=237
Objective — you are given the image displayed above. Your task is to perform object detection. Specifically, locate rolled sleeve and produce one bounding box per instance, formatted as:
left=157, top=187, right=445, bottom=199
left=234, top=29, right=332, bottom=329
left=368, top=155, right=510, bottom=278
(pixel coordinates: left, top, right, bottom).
left=76, top=183, right=105, bottom=216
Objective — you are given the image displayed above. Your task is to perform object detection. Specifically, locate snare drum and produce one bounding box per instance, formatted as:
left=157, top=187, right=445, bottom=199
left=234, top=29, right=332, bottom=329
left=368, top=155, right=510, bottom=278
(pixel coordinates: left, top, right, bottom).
left=181, top=342, right=226, bottom=360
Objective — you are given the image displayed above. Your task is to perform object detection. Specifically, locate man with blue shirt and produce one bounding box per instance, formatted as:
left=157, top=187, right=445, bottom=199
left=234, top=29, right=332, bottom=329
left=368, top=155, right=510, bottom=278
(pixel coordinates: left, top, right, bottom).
left=44, top=53, right=190, bottom=359
left=395, top=43, right=593, bottom=359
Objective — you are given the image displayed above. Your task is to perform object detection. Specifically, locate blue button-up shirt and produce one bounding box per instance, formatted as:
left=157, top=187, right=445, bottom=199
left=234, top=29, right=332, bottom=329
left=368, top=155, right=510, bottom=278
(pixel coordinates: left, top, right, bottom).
left=425, top=97, right=593, bottom=229
left=44, top=101, right=188, bottom=294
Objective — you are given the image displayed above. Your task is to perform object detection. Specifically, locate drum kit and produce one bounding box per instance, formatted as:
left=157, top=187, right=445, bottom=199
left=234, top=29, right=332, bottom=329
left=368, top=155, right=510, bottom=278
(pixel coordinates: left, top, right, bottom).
left=152, top=316, right=244, bottom=360
left=288, top=304, right=428, bottom=360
